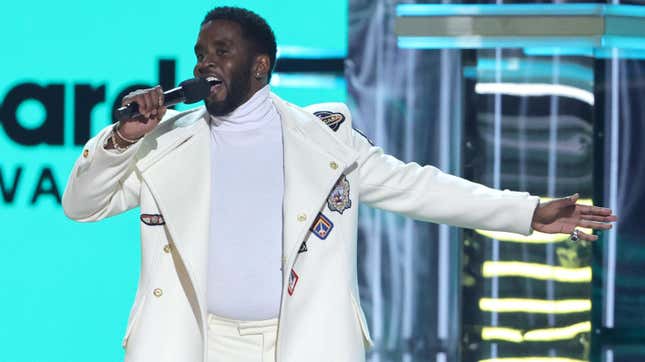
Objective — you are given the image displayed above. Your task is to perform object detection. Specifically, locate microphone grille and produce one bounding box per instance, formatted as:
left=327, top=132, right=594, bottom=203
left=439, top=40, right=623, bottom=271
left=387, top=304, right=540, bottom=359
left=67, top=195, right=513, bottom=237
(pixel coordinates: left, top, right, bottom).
left=179, top=77, right=211, bottom=104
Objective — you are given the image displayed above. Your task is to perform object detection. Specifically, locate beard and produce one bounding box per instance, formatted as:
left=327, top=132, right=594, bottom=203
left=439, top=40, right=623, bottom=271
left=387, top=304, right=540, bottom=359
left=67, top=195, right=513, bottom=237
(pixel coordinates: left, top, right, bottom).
left=205, top=62, right=253, bottom=117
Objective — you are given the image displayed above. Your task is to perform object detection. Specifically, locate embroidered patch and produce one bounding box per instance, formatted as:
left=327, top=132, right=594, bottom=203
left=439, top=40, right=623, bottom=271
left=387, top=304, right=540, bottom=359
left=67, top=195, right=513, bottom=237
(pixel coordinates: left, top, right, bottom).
left=288, top=269, right=299, bottom=296
left=298, top=241, right=308, bottom=253
left=311, top=213, right=334, bottom=240
left=140, top=214, right=165, bottom=226
left=314, top=111, right=345, bottom=132
left=327, top=175, right=352, bottom=214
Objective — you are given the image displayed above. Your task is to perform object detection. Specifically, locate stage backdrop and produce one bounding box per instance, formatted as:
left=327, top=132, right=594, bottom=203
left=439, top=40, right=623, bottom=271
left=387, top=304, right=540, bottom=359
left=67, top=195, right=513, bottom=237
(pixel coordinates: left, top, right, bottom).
left=0, top=1, right=346, bottom=361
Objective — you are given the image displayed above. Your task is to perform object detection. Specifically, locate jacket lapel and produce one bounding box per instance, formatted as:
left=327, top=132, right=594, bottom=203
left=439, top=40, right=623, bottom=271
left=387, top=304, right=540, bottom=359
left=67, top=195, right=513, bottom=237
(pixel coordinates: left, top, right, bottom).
left=272, top=95, right=359, bottom=272
left=136, top=108, right=211, bottom=335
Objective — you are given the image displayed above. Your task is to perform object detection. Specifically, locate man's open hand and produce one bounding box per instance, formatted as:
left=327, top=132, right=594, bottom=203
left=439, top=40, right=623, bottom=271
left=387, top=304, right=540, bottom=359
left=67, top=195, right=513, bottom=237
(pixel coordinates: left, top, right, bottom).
left=531, top=193, right=618, bottom=241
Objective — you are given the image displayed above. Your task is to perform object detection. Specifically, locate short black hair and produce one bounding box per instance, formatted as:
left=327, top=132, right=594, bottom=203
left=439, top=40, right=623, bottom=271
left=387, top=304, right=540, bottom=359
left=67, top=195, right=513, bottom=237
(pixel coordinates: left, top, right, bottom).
left=201, top=6, right=277, bottom=81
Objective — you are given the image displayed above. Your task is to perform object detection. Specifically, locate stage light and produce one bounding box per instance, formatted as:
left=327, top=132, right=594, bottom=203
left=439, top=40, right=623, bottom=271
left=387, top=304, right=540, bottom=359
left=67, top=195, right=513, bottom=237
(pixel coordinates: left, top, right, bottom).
left=475, top=82, right=594, bottom=105
left=481, top=321, right=591, bottom=343
left=481, top=327, right=523, bottom=343
left=523, top=321, right=591, bottom=341
left=479, top=358, right=587, bottom=362
left=479, top=298, right=591, bottom=314
left=482, top=261, right=592, bottom=282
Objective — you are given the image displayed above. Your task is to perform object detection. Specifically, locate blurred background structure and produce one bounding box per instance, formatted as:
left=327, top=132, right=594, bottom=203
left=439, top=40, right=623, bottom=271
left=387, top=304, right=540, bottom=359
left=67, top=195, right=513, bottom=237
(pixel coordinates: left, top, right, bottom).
left=1, top=1, right=644, bottom=362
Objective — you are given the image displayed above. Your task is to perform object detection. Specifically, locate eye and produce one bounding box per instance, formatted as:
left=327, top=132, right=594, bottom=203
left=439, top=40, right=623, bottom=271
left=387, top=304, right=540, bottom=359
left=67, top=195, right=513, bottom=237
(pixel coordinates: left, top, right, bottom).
left=216, top=48, right=228, bottom=56
left=196, top=53, right=204, bottom=61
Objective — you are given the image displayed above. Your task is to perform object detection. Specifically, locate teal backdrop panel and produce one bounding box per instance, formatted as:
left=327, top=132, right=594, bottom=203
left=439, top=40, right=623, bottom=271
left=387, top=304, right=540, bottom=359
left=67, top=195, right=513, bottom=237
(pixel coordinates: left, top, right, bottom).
left=0, top=1, right=347, bottom=361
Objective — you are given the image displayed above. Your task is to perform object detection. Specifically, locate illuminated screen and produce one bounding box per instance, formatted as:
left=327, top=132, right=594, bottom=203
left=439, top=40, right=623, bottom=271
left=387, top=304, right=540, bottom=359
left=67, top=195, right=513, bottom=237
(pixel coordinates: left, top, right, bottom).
left=0, top=1, right=347, bottom=361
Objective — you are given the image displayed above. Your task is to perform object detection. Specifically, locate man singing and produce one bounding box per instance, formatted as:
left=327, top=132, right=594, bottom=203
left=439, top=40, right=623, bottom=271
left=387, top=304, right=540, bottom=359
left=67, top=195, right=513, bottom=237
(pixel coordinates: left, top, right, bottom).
left=62, top=6, right=616, bottom=362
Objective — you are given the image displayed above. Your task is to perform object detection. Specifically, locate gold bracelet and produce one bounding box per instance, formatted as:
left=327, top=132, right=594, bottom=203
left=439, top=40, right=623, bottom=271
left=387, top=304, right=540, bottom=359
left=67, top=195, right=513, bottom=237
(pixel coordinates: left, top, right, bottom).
left=111, top=129, right=130, bottom=152
left=115, top=123, right=142, bottom=144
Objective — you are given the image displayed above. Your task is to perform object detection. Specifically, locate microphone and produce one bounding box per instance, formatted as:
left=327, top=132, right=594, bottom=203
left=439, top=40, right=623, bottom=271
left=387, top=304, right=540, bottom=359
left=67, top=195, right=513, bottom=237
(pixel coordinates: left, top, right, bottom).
left=115, top=77, right=221, bottom=121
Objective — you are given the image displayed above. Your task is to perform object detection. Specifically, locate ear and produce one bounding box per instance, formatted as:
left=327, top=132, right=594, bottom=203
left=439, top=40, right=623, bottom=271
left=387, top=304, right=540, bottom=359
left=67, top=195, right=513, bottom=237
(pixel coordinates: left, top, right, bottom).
left=253, top=54, right=271, bottom=80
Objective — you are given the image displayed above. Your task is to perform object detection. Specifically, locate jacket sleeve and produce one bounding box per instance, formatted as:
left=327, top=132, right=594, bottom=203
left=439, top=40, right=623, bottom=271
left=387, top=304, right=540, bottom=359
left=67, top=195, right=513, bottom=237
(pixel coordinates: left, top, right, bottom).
left=351, top=128, right=540, bottom=236
left=62, top=124, right=143, bottom=222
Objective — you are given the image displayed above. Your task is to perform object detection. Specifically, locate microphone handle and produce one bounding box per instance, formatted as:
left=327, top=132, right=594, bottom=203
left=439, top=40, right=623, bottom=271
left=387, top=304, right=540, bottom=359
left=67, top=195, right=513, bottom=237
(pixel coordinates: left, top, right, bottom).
left=115, top=86, right=185, bottom=122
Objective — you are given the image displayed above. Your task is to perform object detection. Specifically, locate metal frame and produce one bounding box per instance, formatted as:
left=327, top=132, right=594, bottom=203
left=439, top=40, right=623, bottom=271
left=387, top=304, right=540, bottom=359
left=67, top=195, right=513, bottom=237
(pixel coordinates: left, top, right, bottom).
left=395, top=4, right=645, bottom=53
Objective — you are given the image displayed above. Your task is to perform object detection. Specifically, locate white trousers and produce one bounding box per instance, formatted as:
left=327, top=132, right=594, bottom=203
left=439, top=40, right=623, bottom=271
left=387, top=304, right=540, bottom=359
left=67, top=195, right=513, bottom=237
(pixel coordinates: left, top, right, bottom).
left=207, top=313, right=278, bottom=362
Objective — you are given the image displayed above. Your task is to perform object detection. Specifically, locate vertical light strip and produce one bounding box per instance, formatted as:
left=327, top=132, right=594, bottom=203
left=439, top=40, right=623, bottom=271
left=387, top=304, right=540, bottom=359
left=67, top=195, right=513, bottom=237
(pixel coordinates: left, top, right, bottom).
left=546, top=55, right=560, bottom=329
left=370, top=3, right=386, bottom=359
left=437, top=352, right=447, bottom=362
left=604, top=348, right=614, bottom=362
left=401, top=46, right=417, bottom=362
left=490, top=46, right=503, bottom=360
left=436, top=22, right=456, bottom=357
left=518, top=97, right=528, bottom=190
left=493, top=55, right=502, bottom=188
left=450, top=50, right=463, bottom=361
left=437, top=49, right=452, bottom=341
left=604, top=47, right=619, bottom=328
left=436, top=44, right=451, bottom=352
left=547, top=56, right=559, bottom=198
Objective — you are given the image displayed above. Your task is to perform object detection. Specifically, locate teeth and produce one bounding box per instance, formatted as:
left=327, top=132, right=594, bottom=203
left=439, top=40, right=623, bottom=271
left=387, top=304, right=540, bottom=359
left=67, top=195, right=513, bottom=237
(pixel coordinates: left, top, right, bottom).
left=206, top=76, right=222, bottom=84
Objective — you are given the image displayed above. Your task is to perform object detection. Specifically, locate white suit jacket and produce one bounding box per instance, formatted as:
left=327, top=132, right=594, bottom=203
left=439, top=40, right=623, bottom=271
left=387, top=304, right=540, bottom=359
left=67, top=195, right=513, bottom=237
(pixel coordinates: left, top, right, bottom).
left=62, top=93, right=539, bottom=362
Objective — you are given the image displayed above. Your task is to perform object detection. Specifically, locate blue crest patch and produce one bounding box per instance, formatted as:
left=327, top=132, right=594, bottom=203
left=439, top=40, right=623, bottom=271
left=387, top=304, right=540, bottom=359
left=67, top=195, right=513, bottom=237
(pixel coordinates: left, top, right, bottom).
left=327, top=175, right=352, bottom=214
left=314, top=110, right=345, bottom=132
left=310, top=213, right=334, bottom=240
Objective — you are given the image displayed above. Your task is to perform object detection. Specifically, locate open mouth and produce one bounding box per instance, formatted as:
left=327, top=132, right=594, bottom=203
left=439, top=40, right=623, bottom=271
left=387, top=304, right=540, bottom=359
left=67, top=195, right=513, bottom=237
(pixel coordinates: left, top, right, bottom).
left=206, top=76, right=223, bottom=95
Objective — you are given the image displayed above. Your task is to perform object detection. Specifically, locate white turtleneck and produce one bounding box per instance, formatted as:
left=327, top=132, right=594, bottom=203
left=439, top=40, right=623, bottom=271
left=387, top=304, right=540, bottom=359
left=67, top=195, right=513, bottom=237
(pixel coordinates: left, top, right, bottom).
left=207, top=85, right=284, bottom=320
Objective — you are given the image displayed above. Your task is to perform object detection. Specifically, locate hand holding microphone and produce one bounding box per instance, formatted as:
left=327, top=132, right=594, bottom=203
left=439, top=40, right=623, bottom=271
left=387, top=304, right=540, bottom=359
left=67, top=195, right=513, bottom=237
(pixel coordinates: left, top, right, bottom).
left=116, top=85, right=166, bottom=141
left=115, top=77, right=221, bottom=142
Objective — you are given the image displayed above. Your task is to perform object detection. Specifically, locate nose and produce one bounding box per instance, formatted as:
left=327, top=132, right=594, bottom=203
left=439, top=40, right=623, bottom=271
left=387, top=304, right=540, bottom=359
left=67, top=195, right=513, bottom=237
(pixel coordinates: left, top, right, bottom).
left=196, top=62, right=213, bottom=77
left=196, top=56, right=217, bottom=76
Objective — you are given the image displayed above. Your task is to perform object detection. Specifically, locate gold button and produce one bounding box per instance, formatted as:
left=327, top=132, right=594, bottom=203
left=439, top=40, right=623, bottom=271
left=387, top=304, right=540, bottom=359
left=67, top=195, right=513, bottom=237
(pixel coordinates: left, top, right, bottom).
left=153, top=288, right=163, bottom=297
left=329, top=161, right=338, bottom=170
left=297, top=213, right=307, bottom=222
left=163, top=244, right=171, bottom=253
left=82, top=149, right=89, bottom=158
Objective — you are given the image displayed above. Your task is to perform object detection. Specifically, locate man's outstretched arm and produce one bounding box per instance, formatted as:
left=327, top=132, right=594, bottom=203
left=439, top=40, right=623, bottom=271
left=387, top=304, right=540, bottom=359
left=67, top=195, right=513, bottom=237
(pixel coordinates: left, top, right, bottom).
left=352, top=129, right=616, bottom=237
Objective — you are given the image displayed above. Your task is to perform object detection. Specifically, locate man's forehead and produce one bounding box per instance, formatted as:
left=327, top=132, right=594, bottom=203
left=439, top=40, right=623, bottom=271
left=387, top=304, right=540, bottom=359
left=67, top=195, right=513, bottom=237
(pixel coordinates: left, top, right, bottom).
left=194, top=19, right=251, bottom=52
left=199, top=19, right=243, bottom=38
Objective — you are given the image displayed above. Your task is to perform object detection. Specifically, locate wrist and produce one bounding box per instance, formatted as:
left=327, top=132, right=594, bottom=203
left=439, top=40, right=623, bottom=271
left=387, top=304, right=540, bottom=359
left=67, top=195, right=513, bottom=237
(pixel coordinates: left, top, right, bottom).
left=116, top=123, right=144, bottom=143
left=530, top=199, right=544, bottom=228
left=106, top=123, right=142, bottom=152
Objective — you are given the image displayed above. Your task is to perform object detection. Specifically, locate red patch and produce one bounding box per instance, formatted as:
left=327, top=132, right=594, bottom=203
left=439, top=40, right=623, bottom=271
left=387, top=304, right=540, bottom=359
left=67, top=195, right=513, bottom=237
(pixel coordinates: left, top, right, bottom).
left=140, top=214, right=165, bottom=226
left=288, top=269, right=299, bottom=296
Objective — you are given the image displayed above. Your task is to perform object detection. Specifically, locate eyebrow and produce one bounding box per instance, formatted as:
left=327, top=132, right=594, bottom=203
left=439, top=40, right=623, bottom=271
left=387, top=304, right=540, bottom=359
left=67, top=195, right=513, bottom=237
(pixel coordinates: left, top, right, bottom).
left=194, top=39, right=234, bottom=53
left=212, top=39, right=233, bottom=47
